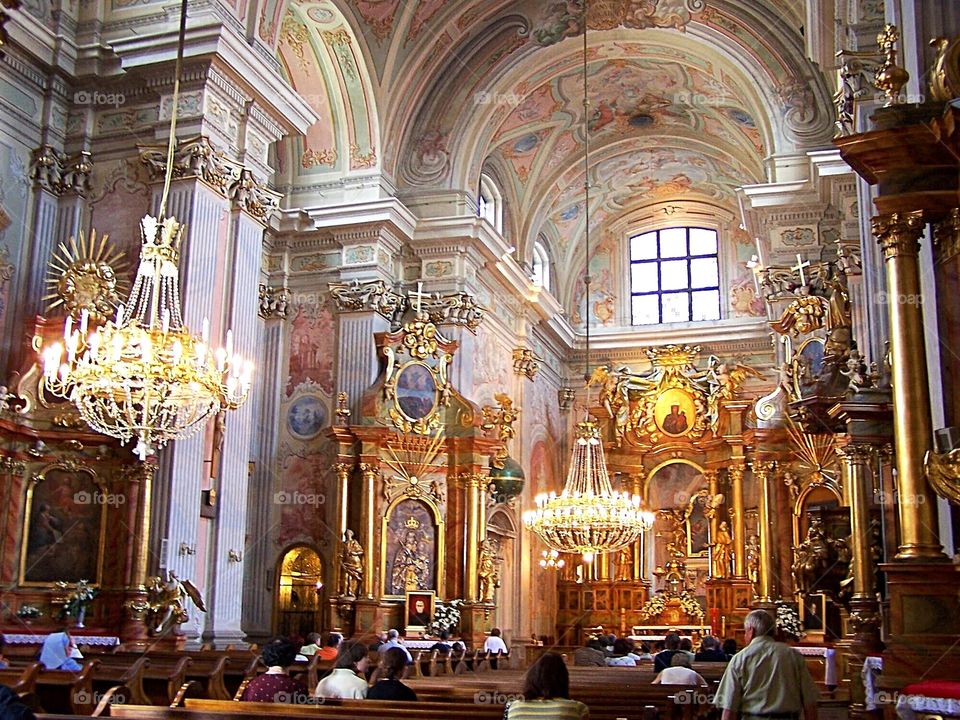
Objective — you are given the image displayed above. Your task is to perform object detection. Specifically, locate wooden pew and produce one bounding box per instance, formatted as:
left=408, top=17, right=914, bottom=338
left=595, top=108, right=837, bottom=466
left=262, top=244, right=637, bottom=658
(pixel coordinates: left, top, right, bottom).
left=33, top=660, right=99, bottom=715
left=0, top=662, right=41, bottom=695
left=110, top=652, right=232, bottom=702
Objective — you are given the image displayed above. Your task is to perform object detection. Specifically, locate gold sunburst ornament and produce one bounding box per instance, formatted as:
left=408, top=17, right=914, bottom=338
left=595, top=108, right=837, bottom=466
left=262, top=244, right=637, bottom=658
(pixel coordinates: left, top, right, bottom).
left=44, top=231, right=130, bottom=324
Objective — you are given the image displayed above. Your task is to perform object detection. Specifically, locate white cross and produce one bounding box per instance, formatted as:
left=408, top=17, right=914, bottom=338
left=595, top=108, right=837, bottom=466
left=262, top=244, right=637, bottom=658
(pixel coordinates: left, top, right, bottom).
left=792, top=253, right=811, bottom=285
left=411, top=281, right=425, bottom=314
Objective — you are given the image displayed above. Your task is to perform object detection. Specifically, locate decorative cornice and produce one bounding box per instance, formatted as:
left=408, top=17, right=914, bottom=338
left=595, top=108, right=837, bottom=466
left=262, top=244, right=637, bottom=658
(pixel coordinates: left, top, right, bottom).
left=30, top=146, right=93, bottom=196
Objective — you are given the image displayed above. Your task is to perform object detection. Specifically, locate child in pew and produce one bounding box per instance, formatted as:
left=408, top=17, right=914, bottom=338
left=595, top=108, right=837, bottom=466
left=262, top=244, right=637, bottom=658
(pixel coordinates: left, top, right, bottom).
left=38, top=632, right=82, bottom=671
left=367, top=647, right=417, bottom=702
left=240, top=637, right=308, bottom=703
left=505, top=652, right=589, bottom=720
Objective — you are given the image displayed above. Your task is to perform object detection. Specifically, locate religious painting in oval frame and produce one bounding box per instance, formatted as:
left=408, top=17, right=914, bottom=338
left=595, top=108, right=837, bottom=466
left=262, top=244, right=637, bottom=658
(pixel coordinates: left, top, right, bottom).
left=654, top=388, right=696, bottom=437
left=394, top=362, right=438, bottom=422
left=287, top=394, right=327, bottom=441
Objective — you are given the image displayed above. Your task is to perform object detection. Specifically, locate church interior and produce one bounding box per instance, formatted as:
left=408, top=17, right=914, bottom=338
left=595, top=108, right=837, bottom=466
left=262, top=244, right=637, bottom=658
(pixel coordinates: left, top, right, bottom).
left=1, top=0, right=960, bottom=718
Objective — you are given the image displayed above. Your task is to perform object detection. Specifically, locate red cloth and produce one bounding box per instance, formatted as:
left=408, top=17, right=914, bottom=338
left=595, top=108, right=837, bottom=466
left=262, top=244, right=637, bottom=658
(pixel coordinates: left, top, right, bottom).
left=902, top=681, right=960, bottom=700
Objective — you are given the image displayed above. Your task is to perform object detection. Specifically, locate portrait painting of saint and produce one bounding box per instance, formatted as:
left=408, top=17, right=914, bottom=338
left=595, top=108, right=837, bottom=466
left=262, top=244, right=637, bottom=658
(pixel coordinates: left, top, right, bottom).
left=21, top=469, right=105, bottom=585
left=655, top=388, right=696, bottom=437
left=395, top=362, right=438, bottom=421
left=405, top=591, right=435, bottom=629
left=384, top=498, right=436, bottom=596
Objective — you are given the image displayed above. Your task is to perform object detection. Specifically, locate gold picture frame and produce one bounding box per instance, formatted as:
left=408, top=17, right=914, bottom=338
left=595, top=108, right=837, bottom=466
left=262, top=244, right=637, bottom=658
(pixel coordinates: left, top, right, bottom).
left=19, top=462, right=107, bottom=587
left=380, top=494, right=445, bottom=600
left=404, top=590, right=436, bottom=632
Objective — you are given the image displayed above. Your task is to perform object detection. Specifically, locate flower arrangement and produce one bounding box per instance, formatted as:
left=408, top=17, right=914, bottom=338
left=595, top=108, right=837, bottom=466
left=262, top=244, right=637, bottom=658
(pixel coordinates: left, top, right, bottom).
left=775, top=600, right=804, bottom=640
left=678, top=591, right=706, bottom=620
left=425, top=598, right=463, bottom=637
left=16, top=604, right=41, bottom=620
left=57, top=580, right=98, bottom=623
left=639, top=593, right=667, bottom=621
left=639, top=590, right=705, bottom=621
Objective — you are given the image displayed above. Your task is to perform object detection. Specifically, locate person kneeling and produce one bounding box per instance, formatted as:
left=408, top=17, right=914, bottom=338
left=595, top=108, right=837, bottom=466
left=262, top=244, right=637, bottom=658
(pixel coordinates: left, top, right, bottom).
left=367, top=647, right=417, bottom=701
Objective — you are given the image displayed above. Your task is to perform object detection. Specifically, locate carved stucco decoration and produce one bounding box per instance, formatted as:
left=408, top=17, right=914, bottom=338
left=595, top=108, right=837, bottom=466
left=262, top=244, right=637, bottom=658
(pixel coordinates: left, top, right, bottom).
left=139, top=136, right=242, bottom=198
left=328, top=279, right=485, bottom=331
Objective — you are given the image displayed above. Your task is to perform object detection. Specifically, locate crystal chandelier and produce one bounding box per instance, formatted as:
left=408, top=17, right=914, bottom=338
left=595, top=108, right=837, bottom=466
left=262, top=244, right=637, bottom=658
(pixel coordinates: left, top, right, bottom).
left=522, top=0, right=654, bottom=562
left=38, top=0, right=252, bottom=460
left=539, top=549, right=565, bottom=570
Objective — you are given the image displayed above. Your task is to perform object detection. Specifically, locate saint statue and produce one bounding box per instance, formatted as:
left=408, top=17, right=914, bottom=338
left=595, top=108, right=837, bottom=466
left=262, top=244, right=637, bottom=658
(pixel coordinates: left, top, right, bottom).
left=145, top=571, right=205, bottom=635
left=792, top=517, right=830, bottom=594
left=615, top=545, right=633, bottom=581
left=339, top=529, right=363, bottom=598
left=478, top=538, right=500, bottom=603
left=391, top=520, right=428, bottom=594
left=745, top=534, right=760, bottom=587
left=711, top=521, right=733, bottom=578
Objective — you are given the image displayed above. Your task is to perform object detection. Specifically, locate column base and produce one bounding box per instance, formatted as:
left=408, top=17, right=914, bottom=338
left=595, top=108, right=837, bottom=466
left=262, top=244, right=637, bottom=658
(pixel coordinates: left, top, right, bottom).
left=120, top=589, right=150, bottom=644
left=877, top=562, right=960, bottom=689
left=841, top=598, right=884, bottom=720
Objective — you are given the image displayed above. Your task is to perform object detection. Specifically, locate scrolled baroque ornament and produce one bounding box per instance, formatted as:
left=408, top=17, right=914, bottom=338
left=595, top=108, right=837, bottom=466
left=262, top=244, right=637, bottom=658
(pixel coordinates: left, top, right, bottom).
left=329, top=279, right=404, bottom=320
left=229, top=169, right=282, bottom=220
left=31, top=147, right=94, bottom=197
left=258, top=284, right=290, bottom=319
left=139, top=136, right=242, bottom=197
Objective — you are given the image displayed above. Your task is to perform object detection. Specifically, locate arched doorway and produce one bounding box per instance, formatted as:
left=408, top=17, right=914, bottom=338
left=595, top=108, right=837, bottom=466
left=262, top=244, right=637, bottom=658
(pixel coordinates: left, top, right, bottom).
left=487, top=507, right=518, bottom=641
left=275, top=545, right=324, bottom=640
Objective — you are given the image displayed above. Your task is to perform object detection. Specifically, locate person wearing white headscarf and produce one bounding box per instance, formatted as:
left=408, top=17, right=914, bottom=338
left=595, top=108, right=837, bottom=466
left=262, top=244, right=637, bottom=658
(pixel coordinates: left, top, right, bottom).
left=38, top=632, right=82, bottom=671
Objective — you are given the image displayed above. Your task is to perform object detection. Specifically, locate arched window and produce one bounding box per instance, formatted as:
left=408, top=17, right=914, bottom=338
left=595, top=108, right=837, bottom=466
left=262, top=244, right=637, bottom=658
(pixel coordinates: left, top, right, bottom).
left=478, top=173, right=503, bottom=234
left=629, top=226, right=720, bottom=325
left=531, top=240, right=550, bottom=291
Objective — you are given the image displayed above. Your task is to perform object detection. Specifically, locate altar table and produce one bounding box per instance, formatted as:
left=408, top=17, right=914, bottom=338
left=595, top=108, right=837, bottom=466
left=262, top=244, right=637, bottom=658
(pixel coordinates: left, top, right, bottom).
left=896, top=681, right=960, bottom=720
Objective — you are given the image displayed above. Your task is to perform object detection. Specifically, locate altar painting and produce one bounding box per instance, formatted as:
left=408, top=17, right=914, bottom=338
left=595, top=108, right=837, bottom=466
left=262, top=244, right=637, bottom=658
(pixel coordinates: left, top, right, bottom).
left=383, top=498, right=438, bottom=597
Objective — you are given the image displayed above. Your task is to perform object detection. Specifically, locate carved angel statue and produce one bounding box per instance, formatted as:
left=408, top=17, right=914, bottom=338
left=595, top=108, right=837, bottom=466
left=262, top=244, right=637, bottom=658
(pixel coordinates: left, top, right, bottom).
left=478, top=538, right=501, bottom=603
left=587, top=365, right=631, bottom=442
left=146, top=571, right=206, bottom=635
left=339, top=529, right=364, bottom=598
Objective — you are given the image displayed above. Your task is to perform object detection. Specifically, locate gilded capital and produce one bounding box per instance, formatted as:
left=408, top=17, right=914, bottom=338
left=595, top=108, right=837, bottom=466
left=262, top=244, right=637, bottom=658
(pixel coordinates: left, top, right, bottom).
left=727, top=463, right=745, bottom=483
left=359, top=462, right=379, bottom=481
left=752, top=460, right=777, bottom=481
left=872, top=211, right=924, bottom=261
left=934, top=208, right=960, bottom=265
left=836, top=444, right=875, bottom=465
left=334, top=462, right=351, bottom=480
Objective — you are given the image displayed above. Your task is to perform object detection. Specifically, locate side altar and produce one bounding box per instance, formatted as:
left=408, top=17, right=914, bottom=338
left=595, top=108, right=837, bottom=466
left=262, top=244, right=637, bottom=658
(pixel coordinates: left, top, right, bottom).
left=323, top=285, right=514, bottom=646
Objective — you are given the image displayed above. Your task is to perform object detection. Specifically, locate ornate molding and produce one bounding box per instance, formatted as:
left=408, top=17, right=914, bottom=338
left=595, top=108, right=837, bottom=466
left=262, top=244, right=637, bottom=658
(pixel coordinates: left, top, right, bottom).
left=258, top=284, right=290, bottom=319
left=512, top=348, right=541, bottom=380
left=558, top=387, right=576, bottom=413
left=230, top=169, right=282, bottom=221
left=31, top=146, right=93, bottom=197
left=934, top=208, right=960, bottom=265
left=139, top=136, right=242, bottom=198
left=872, top=211, right=924, bottom=260
left=327, top=279, right=485, bottom=331
left=930, top=35, right=960, bottom=103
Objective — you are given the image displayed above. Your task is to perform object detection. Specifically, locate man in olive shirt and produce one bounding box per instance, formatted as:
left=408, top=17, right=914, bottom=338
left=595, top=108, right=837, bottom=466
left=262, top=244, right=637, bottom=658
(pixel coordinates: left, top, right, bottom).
left=714, top=609, right=819, bottom=720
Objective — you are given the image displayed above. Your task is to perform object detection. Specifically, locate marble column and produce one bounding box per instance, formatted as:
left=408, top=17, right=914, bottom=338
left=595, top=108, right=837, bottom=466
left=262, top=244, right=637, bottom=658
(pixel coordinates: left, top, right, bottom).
left=336, top=311, right=390, bottom=417
left=205, top=208, right=264, bottom=644
left=242, top=314, right=286, bottom=642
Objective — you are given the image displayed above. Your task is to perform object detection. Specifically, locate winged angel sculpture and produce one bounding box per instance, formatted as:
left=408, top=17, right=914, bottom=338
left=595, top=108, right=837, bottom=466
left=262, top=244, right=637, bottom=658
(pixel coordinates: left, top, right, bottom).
left=145, top=571, right=206, bottom=635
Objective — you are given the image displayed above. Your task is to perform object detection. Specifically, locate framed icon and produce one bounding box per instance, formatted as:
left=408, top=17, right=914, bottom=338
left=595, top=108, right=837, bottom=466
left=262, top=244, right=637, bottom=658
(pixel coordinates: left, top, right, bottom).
left=405, top=590, right=435, bottom=631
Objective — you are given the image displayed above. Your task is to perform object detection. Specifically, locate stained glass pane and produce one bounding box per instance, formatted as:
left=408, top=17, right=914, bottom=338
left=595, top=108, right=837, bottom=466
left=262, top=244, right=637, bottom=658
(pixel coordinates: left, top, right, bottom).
left=660, top=260, right=688, bottom=290
left=690, top=258, right=719, bottom=288
left=659, top=228, right=687, bottom=258
left=631, top=262, right=659, bottom=292
left=631, top=233, right=657, bottom=260
left=632, top=295, right=659, bottom=325
left=662, top=292, right=689, bottom=322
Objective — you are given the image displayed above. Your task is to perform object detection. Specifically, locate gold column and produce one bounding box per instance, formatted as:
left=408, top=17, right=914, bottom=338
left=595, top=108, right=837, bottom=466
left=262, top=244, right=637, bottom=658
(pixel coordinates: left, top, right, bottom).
left=464, top=473, right=482, bottom=602
left=836, top=446, right=878, bottom=600
left=872, top=212, right=944, bottom=559
left=359, top=462, right=378, bottom=598
left=728, top=462, right=746, bottom=578
left=125, top=461, right=156, bottom=587
left=630, top=472, right=645, bottom=581
left=755, top=460, right=777, bottom=603
left=332, top=463, right=350, bottom=594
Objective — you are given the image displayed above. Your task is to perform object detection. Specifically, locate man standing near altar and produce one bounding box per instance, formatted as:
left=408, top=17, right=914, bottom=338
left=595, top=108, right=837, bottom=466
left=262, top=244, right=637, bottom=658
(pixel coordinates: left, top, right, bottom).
left=714, top=609, right=819, bottom=720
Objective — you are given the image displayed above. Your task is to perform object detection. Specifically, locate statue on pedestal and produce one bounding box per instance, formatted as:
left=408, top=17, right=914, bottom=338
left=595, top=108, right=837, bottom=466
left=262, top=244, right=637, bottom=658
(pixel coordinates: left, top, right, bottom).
left=615, top=545, right=633, bottom=581
left=145, top=571, right=205, bottom=635
left=711, top=521, right=733, bottom=578
left=792, top=517, right=831, bottom=594
left=339, top=529, right=363, bottom=598
left=478, top=538, right=501, bottom=603
left=745, top=534, right=760, bottom=588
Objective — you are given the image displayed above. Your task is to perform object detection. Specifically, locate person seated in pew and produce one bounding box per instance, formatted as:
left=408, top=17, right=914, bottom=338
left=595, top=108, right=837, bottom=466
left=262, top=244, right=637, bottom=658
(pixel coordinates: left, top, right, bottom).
left=299, top=633, right=322, bottom=657
left=721, top=638, right=738, bottom=657
left=505, top=652, right=588, bottom=720
left=679, top=637, right=696, bottom=662
left=695, top=636, right=728, bottom=662
left=367, top=647, right=417, bottom=702
left=315, top=640, right=370, bottom=699
left=378, top=629, right=413, bottom=663
left=368, top=632, right=388, bottom=652
left=483, top=628, right=509, bottom=669
left=0, top=684, right=36, bottom=720
left=573, top=638, right=607, bottom=667
left=317, top=633, right=342, bottom=661
left=428, top=630, right=454, bottom=655
left=631, top=643, right=654, bottom=662
left=38, top=631, right=82, bottom=671
left=240, top=637, right=307, bottom=703
left=653, top=653, right=708, bottom=687
left=653, top=633, right=682, bottom=673
left=605, top=638, right=637, bottom=667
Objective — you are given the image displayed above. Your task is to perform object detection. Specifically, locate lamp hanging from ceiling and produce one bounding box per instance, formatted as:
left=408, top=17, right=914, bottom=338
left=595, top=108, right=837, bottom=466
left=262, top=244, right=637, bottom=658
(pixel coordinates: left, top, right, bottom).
left=523, top=1, right=654, bottom=562
left=38, top=0, right=252, bottom=460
